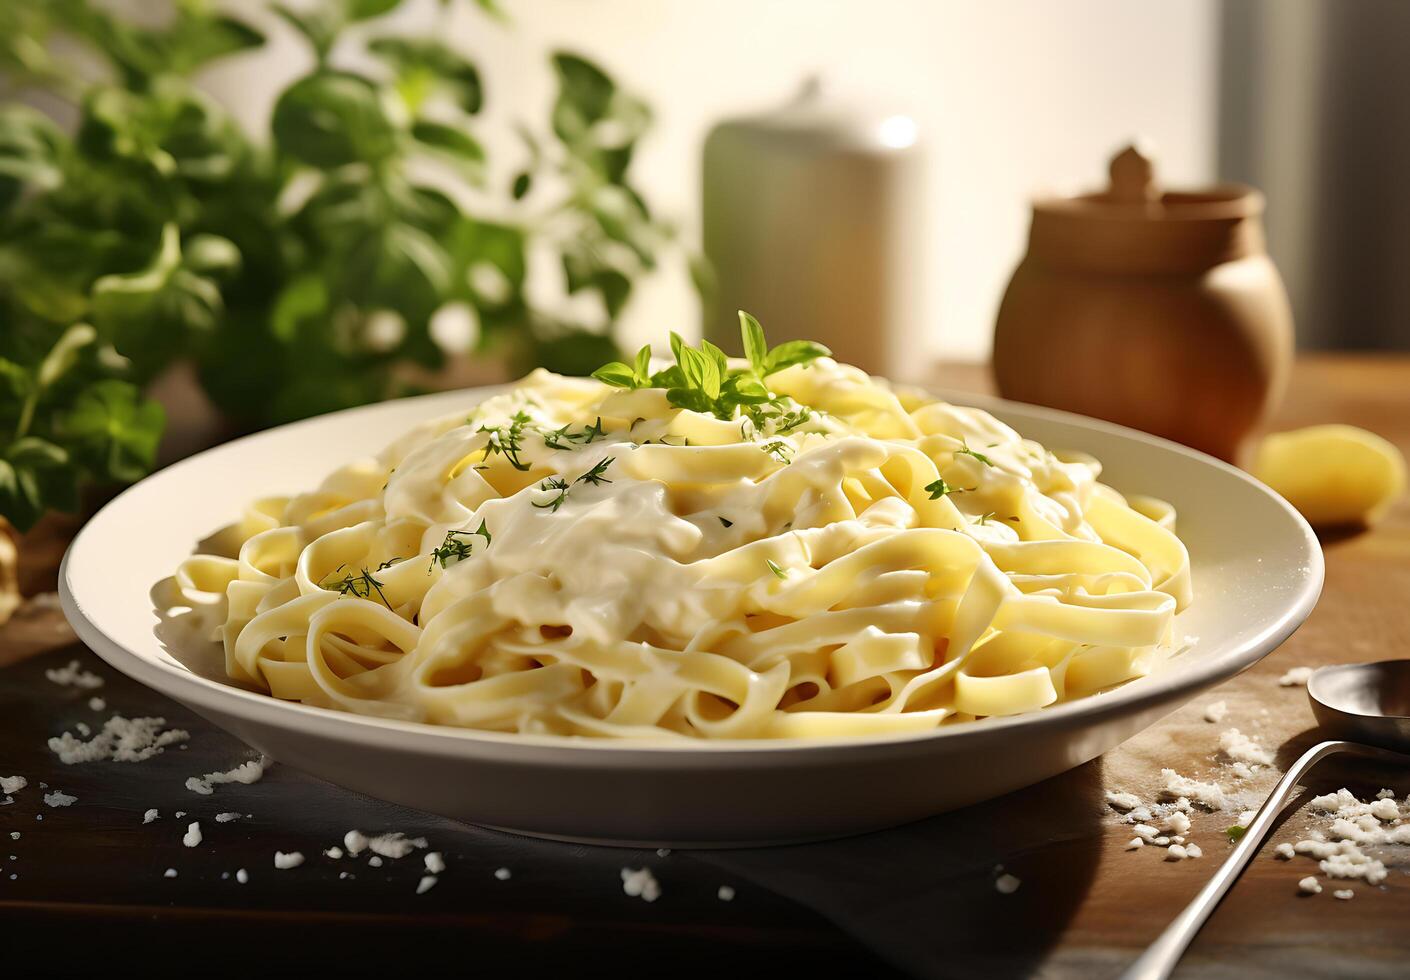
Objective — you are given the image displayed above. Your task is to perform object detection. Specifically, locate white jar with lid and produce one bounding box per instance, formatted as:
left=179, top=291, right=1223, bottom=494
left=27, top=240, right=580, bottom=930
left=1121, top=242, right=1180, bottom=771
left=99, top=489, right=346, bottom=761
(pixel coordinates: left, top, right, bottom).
left=701, top=78, right=926, bottom=379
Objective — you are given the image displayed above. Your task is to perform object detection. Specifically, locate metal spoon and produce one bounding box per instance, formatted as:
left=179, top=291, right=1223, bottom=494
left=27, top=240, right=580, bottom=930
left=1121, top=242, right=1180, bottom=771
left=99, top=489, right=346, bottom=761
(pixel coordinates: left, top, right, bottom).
left=1122, top=660, right=1410, bottom=980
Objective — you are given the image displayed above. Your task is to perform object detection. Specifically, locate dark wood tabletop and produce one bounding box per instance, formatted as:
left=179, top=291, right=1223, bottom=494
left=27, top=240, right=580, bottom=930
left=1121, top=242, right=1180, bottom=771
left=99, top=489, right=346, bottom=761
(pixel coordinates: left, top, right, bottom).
left=2, top=353, right=1408, bottom=979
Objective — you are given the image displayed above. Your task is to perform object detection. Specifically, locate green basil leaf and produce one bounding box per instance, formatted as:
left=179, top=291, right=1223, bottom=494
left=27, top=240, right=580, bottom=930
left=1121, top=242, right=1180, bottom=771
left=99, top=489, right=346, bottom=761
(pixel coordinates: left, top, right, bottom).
left=410, top=121, right=486, bottom=181
left=272, top=71, right=398, bottom=168
left=739, top=310, right=767, bottom=375
left=632, top=344, right=651, bottom=384
left=764, top=339, right=831, bottom=375
left=63, top=379, right=165, bottom=485
left=591, top=362, right=636, bottom=388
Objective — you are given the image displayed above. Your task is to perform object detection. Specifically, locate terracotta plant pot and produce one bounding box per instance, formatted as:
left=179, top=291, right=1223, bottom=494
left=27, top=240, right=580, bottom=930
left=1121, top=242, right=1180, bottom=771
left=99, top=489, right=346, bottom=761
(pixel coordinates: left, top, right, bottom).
left=992, top=144, right=1294, bottom=463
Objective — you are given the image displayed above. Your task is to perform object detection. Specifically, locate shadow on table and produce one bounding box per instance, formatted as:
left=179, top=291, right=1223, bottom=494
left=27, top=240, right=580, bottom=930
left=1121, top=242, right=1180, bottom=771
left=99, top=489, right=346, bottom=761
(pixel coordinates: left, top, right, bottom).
left=694, top=759, right=1107, bottom=979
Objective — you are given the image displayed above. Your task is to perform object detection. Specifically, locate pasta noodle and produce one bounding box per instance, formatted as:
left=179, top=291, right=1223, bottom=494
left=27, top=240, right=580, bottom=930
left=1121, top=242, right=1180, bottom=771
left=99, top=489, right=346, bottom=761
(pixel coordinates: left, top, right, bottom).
left=173, top=339, right=1191, bottom=740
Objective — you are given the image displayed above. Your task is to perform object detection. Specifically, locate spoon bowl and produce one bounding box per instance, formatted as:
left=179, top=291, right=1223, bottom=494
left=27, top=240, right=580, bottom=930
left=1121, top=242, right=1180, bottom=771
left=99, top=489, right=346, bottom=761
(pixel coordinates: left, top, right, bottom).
left=1308, top=659, right=1410, bottom=752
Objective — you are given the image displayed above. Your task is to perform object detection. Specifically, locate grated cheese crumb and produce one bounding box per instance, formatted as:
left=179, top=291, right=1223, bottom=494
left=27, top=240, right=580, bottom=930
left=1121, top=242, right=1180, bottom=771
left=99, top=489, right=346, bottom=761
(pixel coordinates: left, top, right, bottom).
left=182, top=822, right=202, bottom=847
left=1218, top=728, right=1274, bottom=767
left=88, top=697, right=105, bottom=712
left=44, top=659, right=104, bottom=690
left=43, top=790, right=76, bottom=808
left=1165, top=844, right=1188, bottom=861
left=1161, top=811, right=1191, bottom=836
left=343, top=830, right=368, bottom=856
left=1186, top=843, right=1203, bottom=859
left=1132, top=824, right=1158, bottom=842
left=324, top=846, right=344, bottom=859
left=49, top=716, right=188, bottom=764
left=717, top=885, right=735, bottom=901
left=1203, top=701, right=1228, bottom=724
left=621, top=866, right=661, bottom=902
left=8, top=832, right=18, bottom=840
left=142, top=808, right=159, bottom=824
left=1275, top=842, right=1296, bottom=859
left=994, top=873, right=1021, bottom=894
left=185, top=757, right=268, bottom=796
left=1375, top=788, right=1395, bottom=800
left=494, top=867, right=511, bottom=881
left=164, top=868, right=178, bottom=878
left=366, top=832, right=428, bottom=859
left=236, top=868, right=248, bottom=884
left=1105, top=791, right=1141, bottom=813
left=1279, top=666, right=1314, bottom=687
left=1160, top=769, right=1227, bottom=810
left=424, top=852, right=445, bottom=875
left=1125, top=838, right=1144, bottom=851
left=274, top=851, right=304, bottom=870
left=1298, top=876, right=1322, bottom=895
left=368, top=856, right=384, bottom=868
left=2, top=776, right=28, bottom=795
left=1333, top=889, right=1354, bottom=900
left=1368, top=798, right=1399, bottom=821
left=416, top=875, right=438, bottom=895
left=214, top=812, right=242, bottom=823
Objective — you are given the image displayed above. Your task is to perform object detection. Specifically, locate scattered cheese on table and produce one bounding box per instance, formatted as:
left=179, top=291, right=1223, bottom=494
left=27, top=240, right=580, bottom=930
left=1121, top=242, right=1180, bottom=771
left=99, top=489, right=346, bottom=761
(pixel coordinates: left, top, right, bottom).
left=324, top=846, right=344, bottom=859
left=424, top=852, right=445, bottom=875
left=185, top=757, right=268, bottom=795
left=717, top=885, right=735, bottom=902
left=273, top=851, right=304, bottom=869
left=621, top=867, right=661, bottom=902
left=1165, top=845, right=1188, bottom=861
left=2, top=776, right=28, bottom=795
left=163, top=868, right=178, bottom=879
left=42, top=790, right=76, bottom=808
left=343, top=830, right=368, bottom=855
left=366, top=832, right=428, bottom=859
left=236, top=868, right=248, bottom=884
left=493, top=867, right=511, bottom=881
left=1278, top=667, right=1314, bottom=687
left=1333, top=889, right=1354, bottom=901
left=1298, top=876, right=1322, bottom=895
left=1160, top=769, right=1228, bottom=810
left=1186, top=843, right=1203, bottom=859
left=416, top=876, right=437, bottom=895
left=182, top=822, right=202, bottom=847
left=1203, top=701, right=1228, bottom=724
left=994, top=873, right=1021, bottom=895
left=44, top=660, right=104, bottom=689
left=88, top=697, right=105, bottom=712
left=142, top=808, right=159, bottom=824
left=1218, top=729, right=1274, bottom=767
left=1125, top=838, right=1144, bottom=851
left=1275, top=843, right=1296, bottom=860
left=1105, top=791, right=1142, bottom=813
left=49, top=716, right=188, bottom=764
left=368, top=856, right=384, bottom=868
left=214, top=812, right=242, bottom=823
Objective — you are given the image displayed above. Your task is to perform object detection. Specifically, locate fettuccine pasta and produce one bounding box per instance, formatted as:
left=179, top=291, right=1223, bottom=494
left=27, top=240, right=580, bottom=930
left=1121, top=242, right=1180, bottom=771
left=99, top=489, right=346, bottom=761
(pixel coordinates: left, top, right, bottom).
left=173, top=326, right=1191, bottom=740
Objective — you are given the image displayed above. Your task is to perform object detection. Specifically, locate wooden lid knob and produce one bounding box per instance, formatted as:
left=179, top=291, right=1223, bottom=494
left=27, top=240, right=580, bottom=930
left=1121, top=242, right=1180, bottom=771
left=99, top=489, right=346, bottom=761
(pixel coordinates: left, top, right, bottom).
left=1108, top=142, right=1161, bottom=205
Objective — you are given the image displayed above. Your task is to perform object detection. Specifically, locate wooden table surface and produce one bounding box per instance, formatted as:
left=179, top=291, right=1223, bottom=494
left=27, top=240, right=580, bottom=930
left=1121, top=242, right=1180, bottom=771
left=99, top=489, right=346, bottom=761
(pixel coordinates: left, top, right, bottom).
left=2, top=353, right=1408, bottom=978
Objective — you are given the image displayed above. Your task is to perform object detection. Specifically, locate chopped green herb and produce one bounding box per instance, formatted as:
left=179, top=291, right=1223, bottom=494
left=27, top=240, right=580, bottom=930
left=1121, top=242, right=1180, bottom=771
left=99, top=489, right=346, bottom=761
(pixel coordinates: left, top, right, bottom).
left=542, top=416, right=608, bottom=450
left=955, top=440, right=993, bottom=467
left=429, top=519, right=491, bottom=570
left=924, top=477, right=956, bottom=500
left=322, top=564, right=392, bottom=608
left=575, top=456, right=615, bottom=486
left=1225, top=825, right=1247, bottom=842
left=761, top=440, right=793, bottom=463
left=766, top=558, right=788, bottom=580
left=376, top=557, right=405, bottom=571
left=478, top=410, right=534, bottom=471
left=532, top=476, right=570, bottom=512
left=975, top=512, right=996, bottom=526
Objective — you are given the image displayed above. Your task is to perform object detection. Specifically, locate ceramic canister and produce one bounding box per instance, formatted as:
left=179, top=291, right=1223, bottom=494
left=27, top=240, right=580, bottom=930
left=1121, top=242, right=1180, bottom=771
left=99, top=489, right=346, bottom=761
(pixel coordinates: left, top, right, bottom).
left=701, top=79, right=926, bottom=379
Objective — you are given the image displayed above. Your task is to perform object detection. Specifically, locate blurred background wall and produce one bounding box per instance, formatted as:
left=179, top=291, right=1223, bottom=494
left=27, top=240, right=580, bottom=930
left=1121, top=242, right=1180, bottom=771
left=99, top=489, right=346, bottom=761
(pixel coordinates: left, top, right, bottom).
left=196, top=0, right=1221, bottom=363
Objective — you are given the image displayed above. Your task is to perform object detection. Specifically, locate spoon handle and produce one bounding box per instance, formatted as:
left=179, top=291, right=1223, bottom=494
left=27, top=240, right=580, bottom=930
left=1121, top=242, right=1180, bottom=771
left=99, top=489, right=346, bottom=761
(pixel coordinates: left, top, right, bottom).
left=1122, top=739, right=1410, bottom=980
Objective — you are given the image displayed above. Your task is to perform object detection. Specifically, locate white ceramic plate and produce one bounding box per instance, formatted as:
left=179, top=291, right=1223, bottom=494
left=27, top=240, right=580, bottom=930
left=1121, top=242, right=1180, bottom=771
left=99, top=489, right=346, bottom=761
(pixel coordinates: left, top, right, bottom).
left=61, top=387, right=1322, bottom=847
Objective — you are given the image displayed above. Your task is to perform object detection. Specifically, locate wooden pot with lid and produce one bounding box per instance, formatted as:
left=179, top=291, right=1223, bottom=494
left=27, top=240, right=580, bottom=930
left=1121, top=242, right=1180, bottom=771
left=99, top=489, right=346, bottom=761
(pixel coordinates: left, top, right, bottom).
left=992, top=144, right=1294, bottom=463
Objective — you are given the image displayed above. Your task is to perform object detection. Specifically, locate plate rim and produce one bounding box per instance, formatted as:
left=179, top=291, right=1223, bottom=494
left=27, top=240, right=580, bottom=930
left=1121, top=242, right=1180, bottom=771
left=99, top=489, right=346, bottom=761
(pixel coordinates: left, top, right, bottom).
left=59, top=384, right=1325, bottom=764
